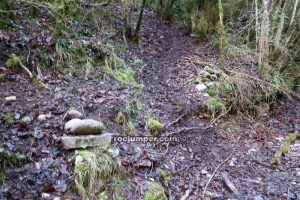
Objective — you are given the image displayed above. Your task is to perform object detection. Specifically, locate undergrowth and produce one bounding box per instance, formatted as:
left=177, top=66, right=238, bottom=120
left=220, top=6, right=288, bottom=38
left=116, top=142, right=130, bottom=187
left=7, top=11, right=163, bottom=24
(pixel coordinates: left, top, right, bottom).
left=205, top=67, right=292, bottom=118
left=74, top=146, right=123, bottom=199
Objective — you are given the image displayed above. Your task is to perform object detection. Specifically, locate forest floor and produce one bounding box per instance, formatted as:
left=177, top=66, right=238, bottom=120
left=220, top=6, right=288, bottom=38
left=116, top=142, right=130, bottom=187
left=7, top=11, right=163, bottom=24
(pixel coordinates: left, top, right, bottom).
left=1, top=9, right=300, bottom=200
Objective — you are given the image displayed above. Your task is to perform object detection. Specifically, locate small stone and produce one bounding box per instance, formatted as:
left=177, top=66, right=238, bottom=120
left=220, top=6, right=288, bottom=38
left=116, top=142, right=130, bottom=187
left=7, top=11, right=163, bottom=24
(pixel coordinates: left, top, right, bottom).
left=37, top=114, right=47, bottom=122
left=196, top=84, right=207, bottom=92
left=5, top=96, right=17, bottom=102
left=201, top=169, right=209, bottom=175
left=66, top=109, right=84, bottom=119
left=206, top=82, right=215, bottom=88
left=254, top=195, right=264, bottom=200
left=202, top=93, right=209, bottom=97
left=209, top=74, right=218, bottom=81
left=22, top=116, right=32, bottom=124
left=61, top=133, right=112, bottom=150
left=15, top=113, right=21, bottom=120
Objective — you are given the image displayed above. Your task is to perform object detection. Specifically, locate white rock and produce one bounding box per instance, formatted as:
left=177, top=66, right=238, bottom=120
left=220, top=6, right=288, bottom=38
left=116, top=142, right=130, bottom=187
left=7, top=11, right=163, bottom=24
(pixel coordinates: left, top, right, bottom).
left=22, top=116, right=32, bottom=123
left=196, top=84, right=207, bottom=92
left=5, top=96, right=17, bottom=102
left=201, top=169, right=209, bottom=175
left=37, top=114, right=47, bottom=122
left=202, top=93, right=209, bottom=97
left=66, top=109, right=84, bottom=119
left=61, top=133, right=112, bottom=150
left=206, top=82, right=215, bottom=87
left=65, top=119, right=105, bottom=135
left=64, top=119, right=82, bottom=130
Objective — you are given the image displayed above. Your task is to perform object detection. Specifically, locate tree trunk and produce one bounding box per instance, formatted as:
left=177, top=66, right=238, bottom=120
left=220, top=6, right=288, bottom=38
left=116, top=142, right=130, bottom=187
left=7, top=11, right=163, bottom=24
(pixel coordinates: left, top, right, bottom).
left=258, top=0, right=270, bottom=76
left=165, top=0, right=176, bottom=21
left=289, top=0, right=299, bottom=27
left=218, top=0, right=227, bottom=69
left=157, top=0, right=163, bottom=19
left=124, top=0, right=133, bottom=39
left=274, top=0, right=287, bottom=50
left=134, top=0, right=147, bottom=39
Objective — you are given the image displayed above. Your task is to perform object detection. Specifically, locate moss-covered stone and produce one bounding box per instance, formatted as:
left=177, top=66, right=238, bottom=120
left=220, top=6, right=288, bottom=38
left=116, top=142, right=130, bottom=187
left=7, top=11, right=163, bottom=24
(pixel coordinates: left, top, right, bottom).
left=74, top=147, right=121, bottom=199
left=144, top=182, right=167, bottom=200
left=272, top=133, right=299, bottom=165
left=220, top=83, right=233, bottom=95
left=207, top=88, right=218, bottom=97
left=201, top=77, right=210, bottom=83
left=147, top=119, right=164, bottom=137
left=205, top=66, right=215, bottom=74
left=208, top=97, right=225, bottom=113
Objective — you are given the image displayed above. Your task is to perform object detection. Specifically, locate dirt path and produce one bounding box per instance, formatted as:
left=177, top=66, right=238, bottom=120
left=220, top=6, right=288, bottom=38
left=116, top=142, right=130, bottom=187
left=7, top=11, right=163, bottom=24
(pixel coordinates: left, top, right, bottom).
left=1, top=9, right=299, bottom=200
left=131, top=10, right=300, bottom=200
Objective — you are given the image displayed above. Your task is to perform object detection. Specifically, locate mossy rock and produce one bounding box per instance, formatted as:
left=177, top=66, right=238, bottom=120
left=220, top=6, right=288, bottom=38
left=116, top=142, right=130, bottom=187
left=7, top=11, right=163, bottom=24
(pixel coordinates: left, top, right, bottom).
left=205, top=66, right=215, bottom=74
left=74, top=147, right=121, bottom=199
left=208, top=97, right=225, bottom=113
left=201, top=77, right=210, bottom=83
left=220, top=83, right=233, bottom=95
left=272, top=133, right=299, bottom=165
left=144, top=182, right=167, bottom=200
left=147, top=119, right=164, bottom=137
left=207, top=88, right=218, bottom=97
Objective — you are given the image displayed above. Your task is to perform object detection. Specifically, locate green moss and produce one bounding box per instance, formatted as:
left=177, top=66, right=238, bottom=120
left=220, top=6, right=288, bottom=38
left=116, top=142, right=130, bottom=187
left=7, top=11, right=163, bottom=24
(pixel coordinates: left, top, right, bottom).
left=158, top=169, right=170, bottom=183
left=0, top=147, right=24, bottom=182
left=144, top=182, right=167, bottom=200
left=208, top=97, right=225, bottom=113
left=32, top=78, right=44, bottom=90
left=116, top=112, right=126, bottom=125
left=206, top=67, right=215, bottom=74
left=207, top=88, right=218, bottom=97
left=147, top=119, right=164, bottom=137
left=201, top=77, right=210, bottom=83
left=6, top=54, right=21, bottom=68
left=125, top=121, right=137, bottom=136
left=105, top=66, right=138, bottom=88
left=272, top=133, right=299, bottom=165
left=220, top=83, right=233, bottom=95
left=74, top=147, right=121, bottom=199
left=4, top=113, right=14, bottom=124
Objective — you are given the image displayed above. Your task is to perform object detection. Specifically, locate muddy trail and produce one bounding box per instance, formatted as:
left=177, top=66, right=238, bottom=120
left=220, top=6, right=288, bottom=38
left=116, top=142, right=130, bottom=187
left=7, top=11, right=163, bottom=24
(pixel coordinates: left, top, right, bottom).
left=0, top=9, right=300, bottom=200
left=131, top=10, right=300, bottom=199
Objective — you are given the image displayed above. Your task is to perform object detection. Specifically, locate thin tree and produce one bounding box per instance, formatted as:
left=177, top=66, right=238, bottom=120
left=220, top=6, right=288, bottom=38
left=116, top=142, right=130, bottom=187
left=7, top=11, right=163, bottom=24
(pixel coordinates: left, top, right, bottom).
left=134, top=0, right=147, bottom=39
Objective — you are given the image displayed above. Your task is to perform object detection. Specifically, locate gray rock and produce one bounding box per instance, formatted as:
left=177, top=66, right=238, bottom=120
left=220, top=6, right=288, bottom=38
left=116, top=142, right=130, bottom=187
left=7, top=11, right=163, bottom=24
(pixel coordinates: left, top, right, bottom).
left=196, top=84, right=207, bottom=92
left=66, top=109, right=84, bottom=119
left=61, top=133, right=112, bottom=150
left=65, top=119, right=105, bottom=135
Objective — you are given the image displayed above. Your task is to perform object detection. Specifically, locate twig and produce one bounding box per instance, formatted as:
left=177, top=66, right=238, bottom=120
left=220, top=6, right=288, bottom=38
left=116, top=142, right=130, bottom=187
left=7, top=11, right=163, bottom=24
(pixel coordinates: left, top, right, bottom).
left=165, top=112, right=187, bottom=129
left=202, top=154, right=232, bottom=199
left=221, top=172, right=240, bottom=196
left=19, top=62, right=33, bottom=79
left=250, top=159, right=286, bottom=172
left=166, top=106, right=231, bottom=136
